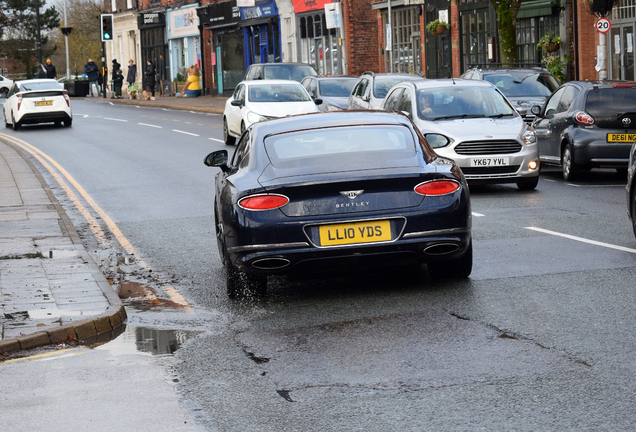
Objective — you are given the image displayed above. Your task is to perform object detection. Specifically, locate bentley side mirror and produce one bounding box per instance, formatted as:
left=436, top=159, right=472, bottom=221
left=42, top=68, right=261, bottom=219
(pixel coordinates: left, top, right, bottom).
left=531, top=105, right=542, bottom=116
left=230, top=99, right=242, bottom=107
left=204, top=150, right=229, bottom=172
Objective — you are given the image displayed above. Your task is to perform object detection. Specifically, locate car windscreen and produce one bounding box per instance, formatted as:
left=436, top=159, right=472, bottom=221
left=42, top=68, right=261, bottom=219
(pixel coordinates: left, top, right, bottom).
left=318, top=79, right=357, bottom=97
left=585, top=87, right=636, bottom=117
left=264, top=125, right=417, bottom=170
left=248, top=84, right=312, bottom=102
left=263, top=65, right=317, bottom=82
left=373, top=76, right=421, bottom=99
left=416, top=86, right=516, bottom=120
left=483, top=73, right=559, bottom=97
left=19, top=82, right=63, bottom=92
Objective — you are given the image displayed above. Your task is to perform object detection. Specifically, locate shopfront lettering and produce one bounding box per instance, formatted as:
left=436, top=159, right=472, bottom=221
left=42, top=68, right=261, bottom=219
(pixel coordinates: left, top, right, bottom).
left=144, top=13, right=160, bottom=24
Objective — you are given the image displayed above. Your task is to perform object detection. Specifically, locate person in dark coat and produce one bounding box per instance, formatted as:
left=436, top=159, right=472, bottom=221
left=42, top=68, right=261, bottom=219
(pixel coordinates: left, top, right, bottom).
left=112, top=70, right=124, bottom=99
left=111, top=59, right=121, bottom=80
left=84, top=58, right=99, bottom=97
left=126, top=59, right=136, bottom=86
left=144, top=59, right=156, bottom=100
left=44, top=59, right=56, bottom=79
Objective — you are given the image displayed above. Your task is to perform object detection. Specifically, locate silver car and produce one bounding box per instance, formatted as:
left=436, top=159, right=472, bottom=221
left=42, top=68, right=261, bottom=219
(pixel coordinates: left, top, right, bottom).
left=381, top=79, right=540, bottom=190
left=348, top=72, right=423, bottom=110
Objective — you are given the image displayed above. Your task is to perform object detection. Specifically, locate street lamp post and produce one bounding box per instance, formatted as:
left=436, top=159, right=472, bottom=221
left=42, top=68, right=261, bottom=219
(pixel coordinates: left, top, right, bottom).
left=63, top=0, right=70, bottom=79
left=35, top=1, right=42, bottom=65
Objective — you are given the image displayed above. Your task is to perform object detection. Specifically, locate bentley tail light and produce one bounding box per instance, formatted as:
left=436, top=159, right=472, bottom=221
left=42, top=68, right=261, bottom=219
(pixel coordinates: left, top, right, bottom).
left=63, top=91, right=70, bottom=107
left=17, top=94, right=23, bottom=110
left=414, top=180, right=460, bottom=196
left=238, top=194, right=289, bottom=210
left=574, top=111, right=594, bottom=126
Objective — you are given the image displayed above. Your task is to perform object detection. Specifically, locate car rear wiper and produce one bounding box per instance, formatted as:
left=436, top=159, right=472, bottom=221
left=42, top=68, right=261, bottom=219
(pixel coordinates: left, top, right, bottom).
left=488, top=113, right=515, bottom=118
left=432, top=114, right=487, bottom=120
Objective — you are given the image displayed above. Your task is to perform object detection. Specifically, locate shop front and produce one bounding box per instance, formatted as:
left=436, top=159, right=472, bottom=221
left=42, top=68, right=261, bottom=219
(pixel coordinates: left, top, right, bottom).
left=167, top=4, right=201, bottom=81
left=293, top=0, right=346, bottom=75
left=239, top=0, right=281, bottom=68
left=609, top=0, right=636, bottom=81
left=138, top=11, right=169, bottom=92
left=198, top=0, right=244, bottom=95
left=457, top=0, right=497, bottom=72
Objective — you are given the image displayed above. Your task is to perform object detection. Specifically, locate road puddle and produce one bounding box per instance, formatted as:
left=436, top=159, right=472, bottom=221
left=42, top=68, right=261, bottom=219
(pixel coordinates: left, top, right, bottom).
left=117, top=281, right=188, bottom=310
left=95, top=325, right=199, bottom=356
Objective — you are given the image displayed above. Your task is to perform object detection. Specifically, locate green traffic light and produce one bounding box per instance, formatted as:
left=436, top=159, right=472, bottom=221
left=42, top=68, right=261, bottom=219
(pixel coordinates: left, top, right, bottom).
left=104, top=33, right=111, bottom=39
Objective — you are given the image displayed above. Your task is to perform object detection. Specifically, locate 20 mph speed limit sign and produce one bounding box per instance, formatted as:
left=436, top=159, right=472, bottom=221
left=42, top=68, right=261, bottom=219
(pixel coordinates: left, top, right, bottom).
left=595, top=17, right=611, bottom=33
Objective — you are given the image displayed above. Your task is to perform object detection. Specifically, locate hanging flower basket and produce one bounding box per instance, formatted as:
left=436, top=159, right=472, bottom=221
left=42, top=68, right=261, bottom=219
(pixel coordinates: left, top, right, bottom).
left=432, top=25, right=447, bottom=35
left=545, top=42, right=560, bottom=53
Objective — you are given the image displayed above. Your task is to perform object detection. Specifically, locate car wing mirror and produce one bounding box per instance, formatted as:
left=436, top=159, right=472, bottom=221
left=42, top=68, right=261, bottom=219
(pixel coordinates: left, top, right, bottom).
left=544, top=108, right=555, bottom=119
left=314, top=98, right=323, bottom=105
left=530, top=105, right=542, bottom=116
left=231, top=99, right=242, bottom=107
left=204, top=150, right=229, bottom=172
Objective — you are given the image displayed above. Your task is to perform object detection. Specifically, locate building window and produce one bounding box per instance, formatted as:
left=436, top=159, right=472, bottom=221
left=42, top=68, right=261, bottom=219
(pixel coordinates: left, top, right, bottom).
left=382, top=8, right=420, bottom=73
left=517, top=16, right=560, bottom=64
left=612, top=0, right=636, bottom=19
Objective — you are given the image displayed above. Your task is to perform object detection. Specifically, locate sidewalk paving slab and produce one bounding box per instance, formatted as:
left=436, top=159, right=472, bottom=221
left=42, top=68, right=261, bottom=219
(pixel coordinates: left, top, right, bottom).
left=0, top=139, right=126, bottom=355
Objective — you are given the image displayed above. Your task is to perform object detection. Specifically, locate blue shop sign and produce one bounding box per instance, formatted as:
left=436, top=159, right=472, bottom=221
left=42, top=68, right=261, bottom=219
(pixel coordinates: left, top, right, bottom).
left=239, top=0, right=279, bottom=20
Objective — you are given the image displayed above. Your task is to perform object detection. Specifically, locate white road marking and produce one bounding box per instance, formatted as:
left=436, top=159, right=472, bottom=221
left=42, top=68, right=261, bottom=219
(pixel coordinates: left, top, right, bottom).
left=173, top=129, right=199, bottom=136
left=543, top=178, right=556, bottom=183
left=109, top=102, right=114, bottom=106
left=138, top=123, right=162, bottom=128
left=104, top=117, right=127, bottom=122
left=209, top=138, right=224, bottom=143
left=566, top=183, right=624, bottom=188
left=525, top=227, right=636, bottom=254
left=472, top=212, right=485, bottom=217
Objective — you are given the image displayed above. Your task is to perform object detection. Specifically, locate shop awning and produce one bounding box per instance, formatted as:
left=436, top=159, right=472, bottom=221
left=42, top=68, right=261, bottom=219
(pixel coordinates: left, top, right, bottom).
left=516, top=0, right=561, bottom=19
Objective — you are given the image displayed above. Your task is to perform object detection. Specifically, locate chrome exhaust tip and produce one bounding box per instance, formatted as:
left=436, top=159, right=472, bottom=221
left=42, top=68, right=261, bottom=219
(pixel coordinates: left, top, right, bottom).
left=423, top=243, right=460, bottom=255
left=251, top=258, right=291, bottom=270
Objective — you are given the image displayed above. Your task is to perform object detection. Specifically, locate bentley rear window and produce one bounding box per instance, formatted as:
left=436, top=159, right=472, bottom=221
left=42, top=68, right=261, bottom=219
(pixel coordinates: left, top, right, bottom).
left=264, top=125, right=416, bottom=168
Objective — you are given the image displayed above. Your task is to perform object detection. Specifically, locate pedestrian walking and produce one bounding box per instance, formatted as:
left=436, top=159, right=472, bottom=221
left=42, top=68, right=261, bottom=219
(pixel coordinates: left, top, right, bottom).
left=84, top=58, right=99, bottom=97
left=111, top=59, right=121, bottom=80
left=113, top=70, right=124, bottom=99
left=126, top=59, right=137, bottom=86
left=144, top=59, right=156, bottom=100
left=44, top=59, right=57, bottom=80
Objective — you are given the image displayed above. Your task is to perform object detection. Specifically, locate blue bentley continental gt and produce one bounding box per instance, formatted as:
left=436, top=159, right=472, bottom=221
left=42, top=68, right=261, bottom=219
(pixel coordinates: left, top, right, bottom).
left=204, top=110, right=473, bottom=298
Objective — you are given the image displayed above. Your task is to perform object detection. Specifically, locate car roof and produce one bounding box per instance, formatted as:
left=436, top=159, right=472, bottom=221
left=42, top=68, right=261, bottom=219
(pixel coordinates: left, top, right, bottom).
left=250, top=63, right=314, bottom=67
left=241, top=79, right=305, bottom=86
left=252, top=110, right=412, bottom=137
left=477, top=69, right=551, bottom=74
left=407, top=79, right=494, bottom=90
left=16, top=79, right=60, bottom=85
left=564, top=80, right=636, bottom=88
left=362, top=72, right=423, bottom=79
left=310, top=75, right=358, bottom=80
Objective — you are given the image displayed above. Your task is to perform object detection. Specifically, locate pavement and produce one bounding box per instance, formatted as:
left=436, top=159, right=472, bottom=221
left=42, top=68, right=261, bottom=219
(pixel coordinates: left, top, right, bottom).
left=0, top=93, right=227, bottom=356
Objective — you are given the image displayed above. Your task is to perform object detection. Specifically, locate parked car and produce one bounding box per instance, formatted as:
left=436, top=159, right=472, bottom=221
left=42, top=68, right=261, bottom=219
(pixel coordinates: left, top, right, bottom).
left=0, top=75, right=13, bottom=97
left=3, top=79, right=72, bottom=130
left=223, top=79, right=321, bottom=145
left=204, top=110, right=473, bottom=298
left=381, top=79, right=540, bottom=190
left=461, top=64, right=560, bottom=124
left=348, top=71, right=423, bottom=110
left=531, top=81, right=636, bottom=180
left=243, top=63, right=317, bottom=82
left=627, top=141, right=636, bottom=238
left=301, top=75, right=358, bottom=111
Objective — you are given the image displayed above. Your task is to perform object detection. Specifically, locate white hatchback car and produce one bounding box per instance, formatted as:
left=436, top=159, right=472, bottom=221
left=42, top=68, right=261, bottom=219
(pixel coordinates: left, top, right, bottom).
left=3, top=79, right=72, bottom=130
left=223, top=79, right=321, bottom=145
left=381, top=79, right=540, bottom=190
left=0, top=75, right=13, bottom=98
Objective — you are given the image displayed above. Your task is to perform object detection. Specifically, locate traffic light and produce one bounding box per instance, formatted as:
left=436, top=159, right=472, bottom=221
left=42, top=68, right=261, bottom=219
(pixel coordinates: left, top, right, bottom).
left=100, top=14, right=114, bottom=42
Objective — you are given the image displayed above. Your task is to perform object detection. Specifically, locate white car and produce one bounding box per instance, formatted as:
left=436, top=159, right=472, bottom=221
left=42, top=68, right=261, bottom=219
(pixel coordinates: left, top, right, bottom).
left=3, top=79, right=72, bottom=130
left=223, top=79, right=321, bottom=145
left=381, top=79, right=540, bottom=190
left=0, top=75, right=13, bottom=98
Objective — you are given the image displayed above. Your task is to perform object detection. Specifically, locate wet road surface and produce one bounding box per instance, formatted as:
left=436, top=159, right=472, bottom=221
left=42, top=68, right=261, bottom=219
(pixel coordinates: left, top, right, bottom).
left=2, top=100, right=636, bottom=430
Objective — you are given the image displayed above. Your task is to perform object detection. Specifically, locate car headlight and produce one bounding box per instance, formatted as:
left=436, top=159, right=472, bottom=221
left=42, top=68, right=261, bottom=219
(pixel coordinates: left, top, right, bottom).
left=326, top=104, right=341, bottom=112
left=521, top=129, right=537, bottom=145
left=246, top=111, right=268, bottom=124
left=425, top=133, right=452, bottom=149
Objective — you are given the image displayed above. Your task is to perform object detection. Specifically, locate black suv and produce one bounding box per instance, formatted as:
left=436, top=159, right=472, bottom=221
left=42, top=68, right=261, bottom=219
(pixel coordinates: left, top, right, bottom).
left=532, top=81, right=636, bottom=180
left=243, top=63, right=317, bottom=82
left=461, top=64, right=560, bottom=124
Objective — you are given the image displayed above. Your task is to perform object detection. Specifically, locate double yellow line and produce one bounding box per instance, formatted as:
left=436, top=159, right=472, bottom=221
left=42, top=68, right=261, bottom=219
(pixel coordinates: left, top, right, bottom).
left=0, top=132, right=189, bottom=308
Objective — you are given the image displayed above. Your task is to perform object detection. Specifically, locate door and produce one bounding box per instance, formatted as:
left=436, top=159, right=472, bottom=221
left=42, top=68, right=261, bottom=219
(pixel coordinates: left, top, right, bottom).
left=550, top=85, right=580, bottom=157
left=611, top=25, right=635, bottom=81
left=534, top=86, right=565, bottom=163
left=227, top=84, right=245, bottom=135
left=425, top=0, right=452, bottom=78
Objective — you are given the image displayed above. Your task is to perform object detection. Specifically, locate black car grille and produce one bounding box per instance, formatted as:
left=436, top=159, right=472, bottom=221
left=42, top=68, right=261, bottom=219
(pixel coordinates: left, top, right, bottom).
left=461, top=165, right=521, bottom=175
left=455, top=140, right=522, bottom=155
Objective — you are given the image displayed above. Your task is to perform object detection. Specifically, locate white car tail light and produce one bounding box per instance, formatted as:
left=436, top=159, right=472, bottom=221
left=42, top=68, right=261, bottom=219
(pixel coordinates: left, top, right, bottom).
left=63, top=91, right=70, bottom=107
left=17, top=94, right=23, bottom=110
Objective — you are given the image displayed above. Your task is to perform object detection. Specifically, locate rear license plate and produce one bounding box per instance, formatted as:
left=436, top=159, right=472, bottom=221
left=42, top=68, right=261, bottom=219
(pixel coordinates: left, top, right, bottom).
left=607, top=133, right=636, bottom=143
left=318, top=220, right=392, bottom=246
left=470, top=157, right=509, bottom=167
left=35, top=101, right=53, bottom=106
